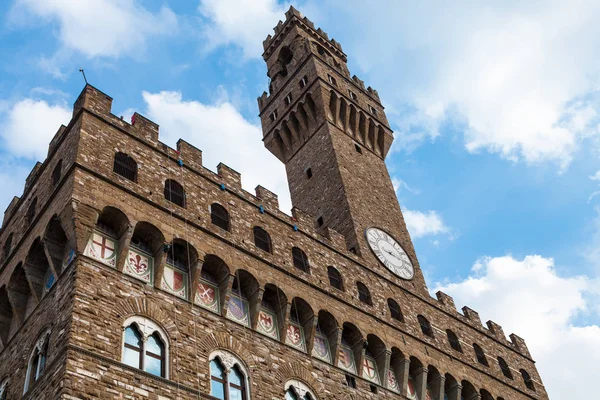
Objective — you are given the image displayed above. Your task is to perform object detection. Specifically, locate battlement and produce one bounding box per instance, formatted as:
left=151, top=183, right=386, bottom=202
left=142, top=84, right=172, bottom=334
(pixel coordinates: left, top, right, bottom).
left=263, top=7, right=344, bottom=60
left=67, top=85, right=357, bottom=255
left=433, top=291, right=531, bottom=357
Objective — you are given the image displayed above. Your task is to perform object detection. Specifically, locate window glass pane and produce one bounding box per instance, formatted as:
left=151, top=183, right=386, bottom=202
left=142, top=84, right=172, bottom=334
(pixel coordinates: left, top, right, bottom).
left=210, top=360, right=225, bottom=379
left=125, top=326, right=142, bottom=347
left=145, top=354, right=163, bottom=377
left=286, top=389, right=299, bottom=400
left=230, top=386, right=243, bottom=400
left=123, top=347, right=141, bottom=368
left=211, top=379, right=226, bottom=399
left=146, top=334, right=163, bottom=355
left=230, top=367, right=242, bottom=386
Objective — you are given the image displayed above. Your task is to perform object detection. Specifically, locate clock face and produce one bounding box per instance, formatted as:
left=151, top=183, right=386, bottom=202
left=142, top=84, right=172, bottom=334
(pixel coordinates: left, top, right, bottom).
left=365, top=227, right=414, bottom=280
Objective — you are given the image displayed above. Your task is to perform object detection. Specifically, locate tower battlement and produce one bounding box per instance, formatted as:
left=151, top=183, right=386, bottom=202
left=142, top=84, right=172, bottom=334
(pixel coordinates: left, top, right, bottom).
left=0, top=7, right=546, bottom=399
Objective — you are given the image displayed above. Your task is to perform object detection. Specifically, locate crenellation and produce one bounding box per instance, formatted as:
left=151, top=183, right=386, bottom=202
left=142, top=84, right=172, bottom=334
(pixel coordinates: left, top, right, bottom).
left=509, top=333, right=531, bottom=358
left=320, top=226, right=347, bottom=252
left=216, top=163, right=242, bottom=190
left=435, top=291, right=457, bottom=313
left=48, top=125, right=67, bottom=157
left=0, top=7, right=548, bottom=400
left=24, top=162, right=43, bottom=193
left=302, top=16, right=315, bottom=29
left=131, top=112, right=159, bottom=144
left=486, top=320, right=507, bottom=342
left=461, top=306, right=483, bottom=327
left=274, top=20, right=284, bottom=35
left=263, top=34, right=272, bottom=51
left=73, top=84, right=112, bottom=117
left=316, top=28, right=329, bottom=40
left=2, top=196, right=20, bottom=228
left=352, top=75, right=365, bottom=89
left=255, top=185, right=279, bottom=211
left=291, top=207, right=315, bottom=233
left=176, top=139, right=203, bottom=171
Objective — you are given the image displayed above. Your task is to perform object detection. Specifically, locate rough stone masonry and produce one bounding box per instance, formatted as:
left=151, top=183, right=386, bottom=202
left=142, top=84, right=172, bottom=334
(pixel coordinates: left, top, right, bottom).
left=0, top=6, right=547, bottom=400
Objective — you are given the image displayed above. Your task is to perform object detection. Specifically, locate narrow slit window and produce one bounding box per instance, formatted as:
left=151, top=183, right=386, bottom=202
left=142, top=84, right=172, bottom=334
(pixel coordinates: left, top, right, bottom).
left=299, top=76, right=308, bottom=88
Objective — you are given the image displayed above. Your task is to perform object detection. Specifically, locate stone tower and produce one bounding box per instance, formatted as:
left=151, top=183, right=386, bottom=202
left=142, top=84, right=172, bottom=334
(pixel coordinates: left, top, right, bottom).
left=0, top=6, right=548, bottom=400
left=258, top=7, right=428, bottom=296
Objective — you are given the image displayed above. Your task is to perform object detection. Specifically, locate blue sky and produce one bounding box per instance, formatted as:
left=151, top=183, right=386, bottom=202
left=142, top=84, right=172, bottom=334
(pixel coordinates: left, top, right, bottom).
left=1, top=1, right=599, bottom=398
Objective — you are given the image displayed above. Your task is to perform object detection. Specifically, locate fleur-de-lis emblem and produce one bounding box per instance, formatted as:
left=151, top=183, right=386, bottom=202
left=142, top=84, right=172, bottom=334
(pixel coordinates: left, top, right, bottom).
left=129, top=254, right=148, bottom=274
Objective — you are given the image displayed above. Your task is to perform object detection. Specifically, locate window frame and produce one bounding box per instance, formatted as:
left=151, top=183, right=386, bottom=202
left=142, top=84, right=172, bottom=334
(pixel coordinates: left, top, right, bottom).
left=52, top=159, right=63, bottom=187
left=209, top=350, right=250, bottom=400
left=520, top=369, right=535, bottom=391
left=292, top=247, right=310, bottom=273
left=356, top=282, right=372, bottom=305
left=387, top=298, right=404, bottom=322
left=327, top=266, right=344, bottom=291
left=23, top=329, right=51, bottom=394
left=417, top=315, right=434, bottom=338
left=498, top=356, right=513, bottom=380
left=285, top=379, right=316, bottom=400
left=121, top=316, right=169, bottom=378
left=113, top=152, right=138, bottom=182
left=164, top=179, right=186, bottom=208
left=473, top=343, right=489, bottom=366
left=210, top=203, right=230, bottom=231
left=446, top=329, right=462, bottom=352
left=253, top=226, right=272, bottom=253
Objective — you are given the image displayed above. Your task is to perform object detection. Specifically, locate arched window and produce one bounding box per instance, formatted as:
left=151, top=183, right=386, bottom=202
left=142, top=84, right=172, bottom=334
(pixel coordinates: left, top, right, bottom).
left=2, top=233, right=12, bottom=262
left=122, top=317, right=168, bottom=378
left=210, top=203, right=230, bottom=231
left=126, top=222, right=163, bottom=285
left=85, top=207, right=128, bottom=269
left=253, top=226, right=272, bottom=253
left=113, top=152, right=138, bottom=182
left=258, top=285, right=287, bottom=340
left=356, top=282, right=372, bottom=305
left=498, top=356, right=513, bottom=379
left=52, top=159, right=62, bottom=187
left=446, top=329, right=462, bottom=352
left=285, top=380, right=316, bottom=400
left=312, top=310, right=337, bottom=364
left=209, top=351, right=249, bottom=400
left=197, top=255, right=230, bottom=314
left=417, top=315, right=434, bottom=337
left=164, top=179, right=185, bottom=207
left=473, top=343, right=488, bottom=366
left=327, top=266, right=343, bottom=290
left=292, top=247, right=309, bottom=273
left=226, top=270, right=258, bottom=328
left=520, top=369, right=535, bottom=391
left=24, top=329, right=50, bottom=393
left=387, top=298, right=404, bottom=322
left=162, top=240, right=196, bottom=299
left=26, top=197, right=37, bottom=225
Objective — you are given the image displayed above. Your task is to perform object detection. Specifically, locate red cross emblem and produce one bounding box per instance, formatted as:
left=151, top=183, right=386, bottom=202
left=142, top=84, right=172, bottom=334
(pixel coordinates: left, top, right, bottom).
left=363, top=358, right=376, bottom=378
left=92, top=234, right=115, bottom=258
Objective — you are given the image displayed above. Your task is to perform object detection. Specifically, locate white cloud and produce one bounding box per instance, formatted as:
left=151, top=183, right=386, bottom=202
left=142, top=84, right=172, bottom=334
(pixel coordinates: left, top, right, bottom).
left=590, top=171, right=600, bottom=182
left=198, top=0, right=290, bottom=58
left=435, top=255, right=600, bottom=400
left=140, top=90, right=291, bottom=211
left=403, top=208, right=448, bottom=238
left=332, top=0, right=600, bottom=169
left=1, top=99, right=70, bottom=160
left=12, top=0, right=177, bottom=58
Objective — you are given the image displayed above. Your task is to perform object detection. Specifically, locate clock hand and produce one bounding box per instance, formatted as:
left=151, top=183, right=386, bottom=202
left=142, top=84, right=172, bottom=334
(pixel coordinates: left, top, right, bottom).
left=383, top=249, right=403, bottom=262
